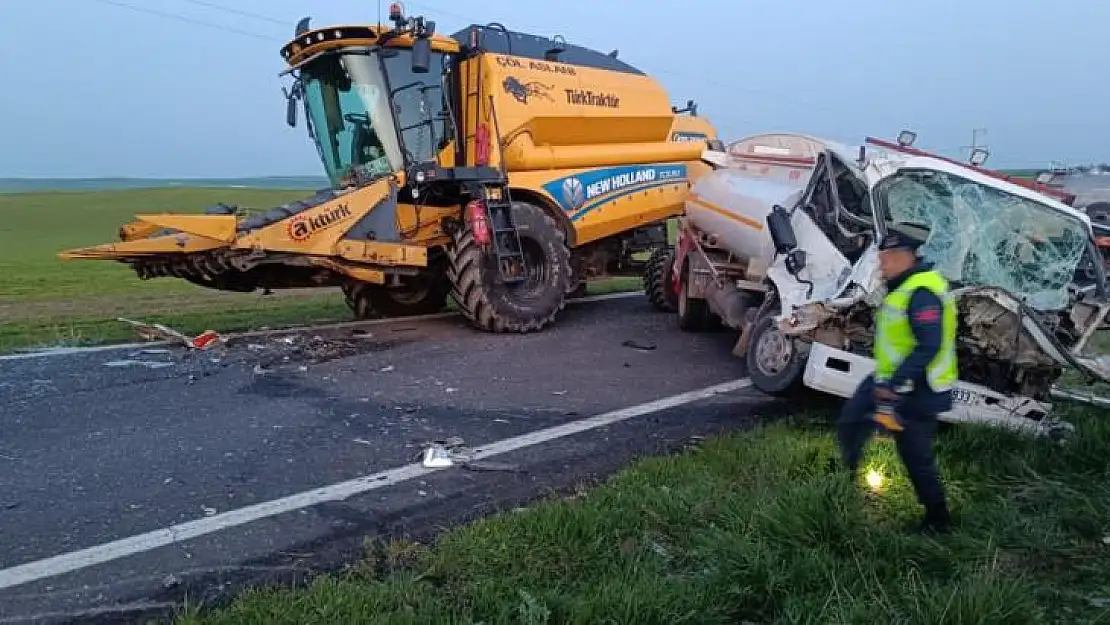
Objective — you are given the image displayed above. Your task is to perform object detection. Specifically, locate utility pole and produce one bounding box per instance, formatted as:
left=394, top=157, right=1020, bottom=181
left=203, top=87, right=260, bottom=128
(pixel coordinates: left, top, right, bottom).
left=961, top=128, right=988, bottom=160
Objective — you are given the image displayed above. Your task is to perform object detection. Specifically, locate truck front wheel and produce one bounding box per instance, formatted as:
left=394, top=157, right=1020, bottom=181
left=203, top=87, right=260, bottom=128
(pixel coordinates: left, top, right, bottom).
left=447, top=201, right=572, bottom=333
left=745, top=312, right=806, bottom=395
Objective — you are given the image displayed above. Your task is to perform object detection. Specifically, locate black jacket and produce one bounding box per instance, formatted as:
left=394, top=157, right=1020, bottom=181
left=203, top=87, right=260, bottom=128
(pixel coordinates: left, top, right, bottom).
left=878, top=261, right=954, bottom=415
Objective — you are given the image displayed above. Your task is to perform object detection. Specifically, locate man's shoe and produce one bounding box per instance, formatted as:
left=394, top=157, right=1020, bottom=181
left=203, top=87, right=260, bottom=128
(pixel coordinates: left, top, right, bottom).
left=917, top=502, right=952, bottom=535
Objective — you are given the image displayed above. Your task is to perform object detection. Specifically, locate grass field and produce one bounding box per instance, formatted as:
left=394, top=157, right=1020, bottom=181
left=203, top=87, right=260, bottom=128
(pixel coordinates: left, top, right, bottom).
left=0, top=188, right=641, bottom=352
left=175, top=405, right=1110, bottom=624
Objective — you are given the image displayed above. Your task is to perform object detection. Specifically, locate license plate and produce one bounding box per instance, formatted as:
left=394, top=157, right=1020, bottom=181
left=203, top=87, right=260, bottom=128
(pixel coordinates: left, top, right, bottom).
left=952, top=388, right=975, bottom=404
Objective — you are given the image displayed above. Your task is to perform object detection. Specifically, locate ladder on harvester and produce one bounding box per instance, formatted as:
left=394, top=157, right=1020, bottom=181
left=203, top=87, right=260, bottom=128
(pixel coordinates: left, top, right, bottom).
left=461, top=27, right=527, bottom=284
left=482, top=183, right=526, bottom=283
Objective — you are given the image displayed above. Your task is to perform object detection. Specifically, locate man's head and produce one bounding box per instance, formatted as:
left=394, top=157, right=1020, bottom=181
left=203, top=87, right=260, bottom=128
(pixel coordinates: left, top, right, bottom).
left=878, top=222, right=928, bottom=279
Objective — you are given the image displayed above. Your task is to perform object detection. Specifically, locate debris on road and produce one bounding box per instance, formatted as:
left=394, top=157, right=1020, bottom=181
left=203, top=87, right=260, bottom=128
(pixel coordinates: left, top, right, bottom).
left=418, top=437, right=523, bottom=472
left=103, top=359, right=174, bottom=370
left=117, top=317, right=222, bottom=350
left=622, top=339, right=657, bottom=352
left=422, top=443, right=454, bottom=468
left=461, top=460, right=522, bottom=473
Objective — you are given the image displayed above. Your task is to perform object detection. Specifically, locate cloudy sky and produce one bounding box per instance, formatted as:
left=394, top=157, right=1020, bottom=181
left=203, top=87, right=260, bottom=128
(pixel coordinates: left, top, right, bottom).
left=4, top=0, right=1107, bottom=177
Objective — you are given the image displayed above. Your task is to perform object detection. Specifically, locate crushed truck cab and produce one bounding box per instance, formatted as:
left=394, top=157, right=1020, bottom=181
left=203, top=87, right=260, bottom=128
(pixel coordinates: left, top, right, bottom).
left=654, top=132, right=1110, bottom=437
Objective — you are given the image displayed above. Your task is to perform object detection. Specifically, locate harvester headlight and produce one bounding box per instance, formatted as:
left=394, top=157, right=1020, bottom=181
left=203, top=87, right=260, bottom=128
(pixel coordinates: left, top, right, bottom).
left=896, top=130, right=917, bottom=147
left=415, top=170, right=426, bottom=183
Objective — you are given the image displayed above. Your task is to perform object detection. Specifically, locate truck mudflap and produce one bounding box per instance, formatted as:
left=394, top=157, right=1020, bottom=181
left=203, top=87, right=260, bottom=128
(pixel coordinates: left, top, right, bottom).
left=802, top=342, right=1070, bottom=438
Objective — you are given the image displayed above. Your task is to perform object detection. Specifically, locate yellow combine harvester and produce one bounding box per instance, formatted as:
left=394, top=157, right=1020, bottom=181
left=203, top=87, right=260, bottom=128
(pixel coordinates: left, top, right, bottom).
left=59, top=4, right=721, bottom=333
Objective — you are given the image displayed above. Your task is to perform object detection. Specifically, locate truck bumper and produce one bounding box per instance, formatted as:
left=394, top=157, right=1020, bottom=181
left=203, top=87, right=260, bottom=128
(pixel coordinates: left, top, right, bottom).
left=802, top=342, right=1070, bottom=438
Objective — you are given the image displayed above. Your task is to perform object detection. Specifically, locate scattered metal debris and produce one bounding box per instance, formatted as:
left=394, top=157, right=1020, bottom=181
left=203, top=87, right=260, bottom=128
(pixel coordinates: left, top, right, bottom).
left=622, top=339, right=657, bottom=352
left=1050, top=386, right=1110, bottom=409
left=117, top=318, right=222, bottom=350
left=422, top=443, right=454, bottom=468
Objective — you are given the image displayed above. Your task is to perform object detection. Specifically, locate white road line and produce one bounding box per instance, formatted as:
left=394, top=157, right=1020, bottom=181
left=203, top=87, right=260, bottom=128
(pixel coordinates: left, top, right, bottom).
left=0, top=377, right=751, bottom=591
left=0, top=291, right=641, bottom=362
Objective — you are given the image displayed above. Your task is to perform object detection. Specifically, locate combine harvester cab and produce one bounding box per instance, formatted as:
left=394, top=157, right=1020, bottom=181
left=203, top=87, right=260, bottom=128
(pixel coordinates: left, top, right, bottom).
left=58, top=3, right=721, bottom=334
left=655, top=131, right=1110, bottom=437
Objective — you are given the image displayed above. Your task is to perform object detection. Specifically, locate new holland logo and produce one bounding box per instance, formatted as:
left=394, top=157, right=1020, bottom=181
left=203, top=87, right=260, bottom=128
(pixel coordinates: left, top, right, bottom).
left=287, top=203, right=353, bottom=241
left=561, top=177, right=585, bottom=209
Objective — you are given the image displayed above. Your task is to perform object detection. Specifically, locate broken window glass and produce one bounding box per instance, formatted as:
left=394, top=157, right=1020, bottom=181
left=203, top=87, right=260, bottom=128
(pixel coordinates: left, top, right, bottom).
left=875, top=169, right=1089, bottom=310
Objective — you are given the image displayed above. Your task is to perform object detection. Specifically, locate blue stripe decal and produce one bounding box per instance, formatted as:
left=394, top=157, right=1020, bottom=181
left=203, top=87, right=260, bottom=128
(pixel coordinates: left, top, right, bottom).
left=541, top=164, right=688, bottom=219
left=569, top=180, right=687, bottom=221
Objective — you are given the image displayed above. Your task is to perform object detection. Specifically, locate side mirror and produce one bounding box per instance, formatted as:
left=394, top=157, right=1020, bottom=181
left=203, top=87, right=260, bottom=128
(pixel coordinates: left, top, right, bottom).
left=282, top=86, right=298, bottom=128
left=412, top=37, right=431, bottom=73
left=969, top=147, right=990, bottom=167
left=766, top=204, right=798, bottom=255
left=897, top=130, right=917, bottom=147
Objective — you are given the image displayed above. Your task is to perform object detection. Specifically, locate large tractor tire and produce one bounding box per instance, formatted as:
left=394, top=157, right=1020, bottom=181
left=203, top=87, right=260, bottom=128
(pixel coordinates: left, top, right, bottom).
left=446, top=201, right=572, bottom=333
left=343, top=257, right=451, bottom=319
left=643, top=245, right=678, bottom=312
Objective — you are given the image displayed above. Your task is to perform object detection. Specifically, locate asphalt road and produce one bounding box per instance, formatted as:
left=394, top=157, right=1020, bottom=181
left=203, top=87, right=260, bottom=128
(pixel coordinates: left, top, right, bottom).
left=0, top=295, right=788, bottom=624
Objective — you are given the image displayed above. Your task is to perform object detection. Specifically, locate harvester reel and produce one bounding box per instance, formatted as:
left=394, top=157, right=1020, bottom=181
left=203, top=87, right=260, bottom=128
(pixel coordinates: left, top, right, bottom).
left=446, top=201, right=572, bottom=333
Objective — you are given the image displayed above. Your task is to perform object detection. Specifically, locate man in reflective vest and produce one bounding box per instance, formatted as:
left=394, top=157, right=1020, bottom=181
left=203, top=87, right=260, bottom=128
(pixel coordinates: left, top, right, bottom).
left=837, top=222, right=957, bottom=534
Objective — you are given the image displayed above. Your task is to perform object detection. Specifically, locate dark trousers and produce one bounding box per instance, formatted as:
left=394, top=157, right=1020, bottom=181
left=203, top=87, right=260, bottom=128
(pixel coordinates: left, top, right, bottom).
left=837, top=374, right=947, bottom=508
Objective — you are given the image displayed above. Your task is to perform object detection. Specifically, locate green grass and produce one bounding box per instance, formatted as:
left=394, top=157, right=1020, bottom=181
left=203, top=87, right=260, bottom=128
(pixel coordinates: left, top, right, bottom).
left=0, top=188, right=644, bottom=352
left=174, top=406, right=1110, bottom=624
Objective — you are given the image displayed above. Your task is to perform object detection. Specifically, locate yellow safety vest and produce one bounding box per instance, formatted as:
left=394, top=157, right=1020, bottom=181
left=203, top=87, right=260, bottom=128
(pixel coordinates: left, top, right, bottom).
left=874, top=269, right=958, bottom=392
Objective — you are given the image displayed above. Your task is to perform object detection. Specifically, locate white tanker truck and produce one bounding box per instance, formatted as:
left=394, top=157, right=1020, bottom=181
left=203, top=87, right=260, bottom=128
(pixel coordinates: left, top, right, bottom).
left=644, top=132, right=1110, bottom=437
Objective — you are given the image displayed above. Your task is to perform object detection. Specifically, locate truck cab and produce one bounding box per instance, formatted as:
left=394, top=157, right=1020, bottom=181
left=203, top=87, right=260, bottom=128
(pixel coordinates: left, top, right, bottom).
left=669, top=131, right=1110, bottom=438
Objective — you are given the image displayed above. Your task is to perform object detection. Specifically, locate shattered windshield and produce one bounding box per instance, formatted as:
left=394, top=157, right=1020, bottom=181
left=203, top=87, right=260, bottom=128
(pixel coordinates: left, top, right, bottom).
left=875, top=169, right=1091, bottom=309
left=301, top=53, right=404, bottom=187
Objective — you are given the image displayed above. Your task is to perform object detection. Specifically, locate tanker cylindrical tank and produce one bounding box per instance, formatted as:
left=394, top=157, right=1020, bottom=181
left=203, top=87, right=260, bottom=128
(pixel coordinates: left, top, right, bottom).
left=684, top=168, right=807, bottom=277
